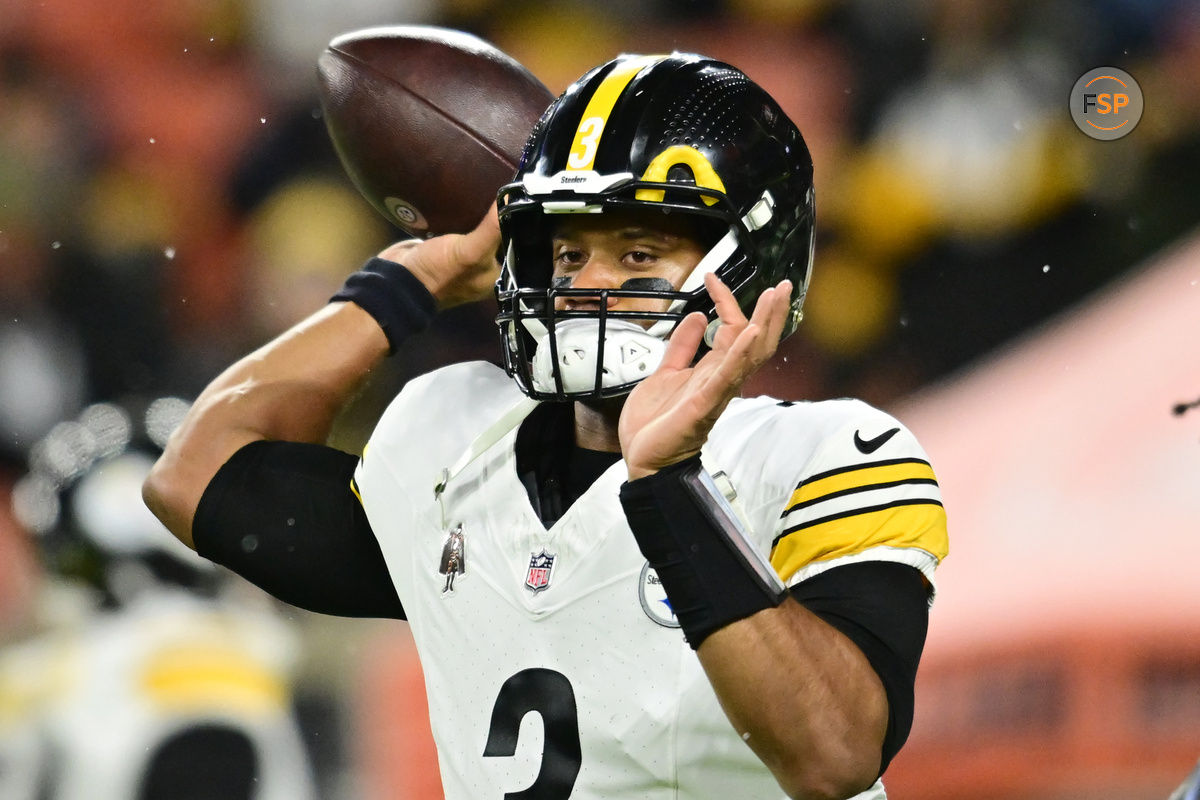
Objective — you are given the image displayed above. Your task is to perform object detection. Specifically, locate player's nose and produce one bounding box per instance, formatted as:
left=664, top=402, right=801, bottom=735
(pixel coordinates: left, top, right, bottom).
left=562, top=256, right=621, bottom=309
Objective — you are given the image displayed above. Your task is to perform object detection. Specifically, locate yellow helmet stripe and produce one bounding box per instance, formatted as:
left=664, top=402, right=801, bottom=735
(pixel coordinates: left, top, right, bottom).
left=636, top=145, right=727, bottom=206
left=567, top=55, right=666, bottom=172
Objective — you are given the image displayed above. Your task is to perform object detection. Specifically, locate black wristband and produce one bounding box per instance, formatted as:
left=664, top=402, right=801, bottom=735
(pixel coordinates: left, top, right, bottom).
left=330, top=257, right=437, bottom=354
left=619, top=455, right=787, bottom=649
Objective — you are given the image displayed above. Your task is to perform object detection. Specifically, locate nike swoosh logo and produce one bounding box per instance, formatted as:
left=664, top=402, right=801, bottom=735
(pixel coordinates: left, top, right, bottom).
left=854, top=427, right=900, bottom=454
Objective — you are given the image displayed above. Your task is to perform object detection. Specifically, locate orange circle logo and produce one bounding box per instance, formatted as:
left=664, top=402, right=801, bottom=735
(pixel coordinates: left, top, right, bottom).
left=1070, top=67, right=1143, bottom=140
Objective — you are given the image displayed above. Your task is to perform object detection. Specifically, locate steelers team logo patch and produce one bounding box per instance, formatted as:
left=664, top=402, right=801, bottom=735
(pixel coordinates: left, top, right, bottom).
left=638, top=562, right=680, bottom=628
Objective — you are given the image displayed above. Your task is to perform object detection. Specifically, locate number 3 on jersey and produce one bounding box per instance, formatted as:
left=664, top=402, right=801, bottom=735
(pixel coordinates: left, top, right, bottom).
left=483, top=668, right=582, bottom=799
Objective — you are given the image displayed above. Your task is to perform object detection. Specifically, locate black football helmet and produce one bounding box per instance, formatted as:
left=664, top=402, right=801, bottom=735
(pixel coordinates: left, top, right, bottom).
left=495, top=52, right=815, bottom=401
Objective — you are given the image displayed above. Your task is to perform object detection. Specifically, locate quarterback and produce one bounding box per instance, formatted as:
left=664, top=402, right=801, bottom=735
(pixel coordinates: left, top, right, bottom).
left=145, top=53, right=948, bottom=800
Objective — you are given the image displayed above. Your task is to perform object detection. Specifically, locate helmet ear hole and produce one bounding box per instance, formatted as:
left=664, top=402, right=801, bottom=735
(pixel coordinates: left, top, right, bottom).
left=666, top=164, right=696, bottom=185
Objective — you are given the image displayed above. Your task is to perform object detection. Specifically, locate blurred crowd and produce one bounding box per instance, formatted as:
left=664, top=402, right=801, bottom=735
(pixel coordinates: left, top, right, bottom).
left=2, top=0, right=1199, bottom=797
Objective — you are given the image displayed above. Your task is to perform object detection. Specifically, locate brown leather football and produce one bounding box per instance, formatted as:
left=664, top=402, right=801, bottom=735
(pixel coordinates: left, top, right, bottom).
left=317, top=25, right=555, bottom=238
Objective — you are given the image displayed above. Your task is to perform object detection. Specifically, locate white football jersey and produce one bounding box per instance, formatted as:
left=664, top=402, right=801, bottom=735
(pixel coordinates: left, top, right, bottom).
left=354, top=362, right=948, bottom=800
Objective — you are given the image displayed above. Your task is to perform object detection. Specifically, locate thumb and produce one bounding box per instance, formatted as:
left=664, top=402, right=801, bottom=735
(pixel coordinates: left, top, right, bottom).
left=456, top=203, right=501, bottom=267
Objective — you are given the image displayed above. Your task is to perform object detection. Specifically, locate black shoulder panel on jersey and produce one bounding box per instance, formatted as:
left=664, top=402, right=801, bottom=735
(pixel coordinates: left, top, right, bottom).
left=790, top=561, right=929, bottom=775
left=194, top=440, right=405, bottom=620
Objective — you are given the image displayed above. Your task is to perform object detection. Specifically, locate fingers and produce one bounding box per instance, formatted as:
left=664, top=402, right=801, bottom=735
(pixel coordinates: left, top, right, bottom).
left=383, top=204, right=502, bottom=308
left=378, top=237, right=422, bottom=263
left=763, top=279, right=792, bottom=344
left=738, top=279, right=791, bottom=367
left=705, top=271, right=744, bottom=327
left=659, top=312, right=707, bottom=372
left=703, top=273, right=792, bottom=355
left=750, top=279, right=791, bottom=350
left=696, top=279, right=792, bottom=390
left=636, top=278, right=792, bottom=443
left=456, top=203, right=502, bottom=268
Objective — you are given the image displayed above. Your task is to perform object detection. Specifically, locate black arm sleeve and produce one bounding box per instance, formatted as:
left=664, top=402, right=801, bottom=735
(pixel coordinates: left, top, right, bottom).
left=193, top=440, right=406, bottom=619
left=789, top=561, right=929, bottom=775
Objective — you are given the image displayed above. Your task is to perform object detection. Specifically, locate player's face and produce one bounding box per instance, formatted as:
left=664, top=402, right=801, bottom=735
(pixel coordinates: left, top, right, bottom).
left=549, top=211, right=706, bottom=316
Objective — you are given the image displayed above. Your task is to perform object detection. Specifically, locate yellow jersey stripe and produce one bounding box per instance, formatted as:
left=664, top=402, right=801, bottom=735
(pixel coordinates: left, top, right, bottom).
left=349, top=477, right=364, bottom=507
left=770, top=500, right=949, bottom=581
left=567, top=55, right=665, bottom=171
left=141, top=650, right=287, bottom=715
left=785, top=458, right=936, bottom=513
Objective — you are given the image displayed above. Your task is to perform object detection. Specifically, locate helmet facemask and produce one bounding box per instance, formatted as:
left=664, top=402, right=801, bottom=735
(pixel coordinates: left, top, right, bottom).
left=497, top=180, right=765, bottom=400
left=494, top=53, right=815, bottom=402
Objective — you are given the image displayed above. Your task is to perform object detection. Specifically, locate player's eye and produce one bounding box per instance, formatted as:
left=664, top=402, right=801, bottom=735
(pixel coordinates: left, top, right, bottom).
left=553, top=247, right=585, bottom=270
left=624, top=249, right=656, bottom=266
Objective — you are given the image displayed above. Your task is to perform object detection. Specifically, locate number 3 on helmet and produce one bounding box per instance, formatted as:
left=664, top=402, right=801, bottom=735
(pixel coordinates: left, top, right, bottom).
left=495, top=52, right=816, bottom=402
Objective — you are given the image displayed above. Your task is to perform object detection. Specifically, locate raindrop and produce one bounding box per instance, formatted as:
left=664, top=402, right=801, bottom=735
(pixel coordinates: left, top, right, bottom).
left=149, top=137, right=156, bottom=144
left=51, top=241, right=61, bottom=249
left=163, top=246, right=176, bottom=259
left=1042, top=265, right=1051, bottom=273
left=260, top=117, right=267, bottom=124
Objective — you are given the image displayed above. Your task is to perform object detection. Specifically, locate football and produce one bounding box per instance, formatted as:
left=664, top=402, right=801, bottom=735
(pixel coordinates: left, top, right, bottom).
left=317, top=25, right=555, bottom=238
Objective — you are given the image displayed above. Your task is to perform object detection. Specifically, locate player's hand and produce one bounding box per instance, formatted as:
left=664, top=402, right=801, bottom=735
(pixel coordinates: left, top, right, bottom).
left=378, top=204, right=501, bottom=309
left=619, top=273, right=792, bottom=481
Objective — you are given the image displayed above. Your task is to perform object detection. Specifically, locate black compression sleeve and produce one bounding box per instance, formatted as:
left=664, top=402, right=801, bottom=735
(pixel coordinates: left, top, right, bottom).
left=790, top=561, right=929, bottom=774
left=193, top=440, right=405, bottom=619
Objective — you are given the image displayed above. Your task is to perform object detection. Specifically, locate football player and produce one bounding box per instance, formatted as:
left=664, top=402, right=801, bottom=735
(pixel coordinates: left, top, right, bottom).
left=3, top=402, right=316, bottom=800
left=145, top=53, right=948, bottom=800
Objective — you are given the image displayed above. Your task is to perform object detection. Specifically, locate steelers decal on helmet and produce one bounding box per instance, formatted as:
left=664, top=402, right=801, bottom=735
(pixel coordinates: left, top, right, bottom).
left=566, top=55, right=667, bottom=172
left=636, top=145, right=727, bottom=206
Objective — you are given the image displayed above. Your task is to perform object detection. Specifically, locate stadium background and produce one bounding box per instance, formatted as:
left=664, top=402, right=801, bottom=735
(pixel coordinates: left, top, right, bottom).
left=1, top=0, right=1198, bottom=797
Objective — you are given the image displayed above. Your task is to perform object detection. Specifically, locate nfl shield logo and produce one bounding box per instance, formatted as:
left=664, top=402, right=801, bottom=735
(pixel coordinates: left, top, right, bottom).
left=525, top=550, right=556, bottom=594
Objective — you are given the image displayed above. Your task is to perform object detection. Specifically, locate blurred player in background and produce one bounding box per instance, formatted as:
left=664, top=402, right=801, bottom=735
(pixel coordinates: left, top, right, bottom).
left=145, top=52, right=948, bottom=799
left=1, top=400, right=316, bottom=800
